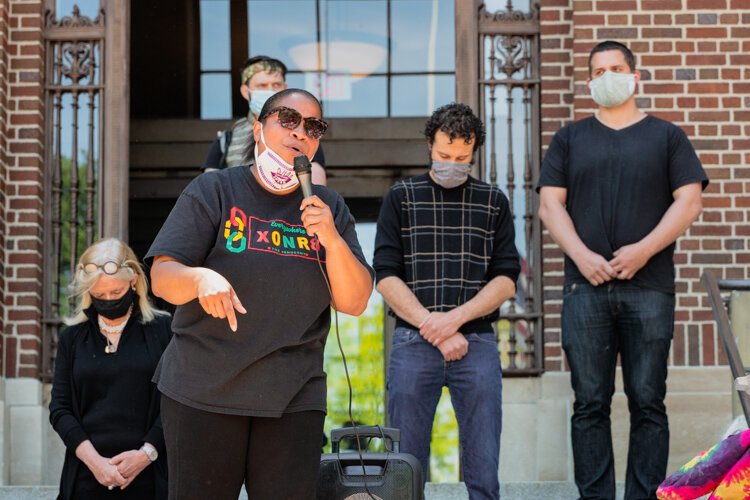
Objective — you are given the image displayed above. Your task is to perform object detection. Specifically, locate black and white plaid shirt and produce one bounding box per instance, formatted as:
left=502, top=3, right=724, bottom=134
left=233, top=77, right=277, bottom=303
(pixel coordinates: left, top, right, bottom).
left=374, top=172, right=521, bottom=333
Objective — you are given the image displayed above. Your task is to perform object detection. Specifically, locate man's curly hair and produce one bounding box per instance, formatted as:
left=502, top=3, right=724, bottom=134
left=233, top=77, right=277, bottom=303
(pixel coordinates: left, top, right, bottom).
left=423, top=103, right=485, bottom=152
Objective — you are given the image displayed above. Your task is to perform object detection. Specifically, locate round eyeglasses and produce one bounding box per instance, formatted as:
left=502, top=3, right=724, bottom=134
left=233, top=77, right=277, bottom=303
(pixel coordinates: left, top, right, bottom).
left=78, top=261, right=125, bottom=275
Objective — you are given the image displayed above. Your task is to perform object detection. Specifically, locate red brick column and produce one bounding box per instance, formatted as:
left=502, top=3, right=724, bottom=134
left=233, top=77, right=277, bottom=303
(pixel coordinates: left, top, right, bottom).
left=0, top=0, right=9, bottom=376
left=540, top=0, right=750, bottom=370
left=3, top=0, right=45, bottom=378
left=539, top=0, right=576, bottom=371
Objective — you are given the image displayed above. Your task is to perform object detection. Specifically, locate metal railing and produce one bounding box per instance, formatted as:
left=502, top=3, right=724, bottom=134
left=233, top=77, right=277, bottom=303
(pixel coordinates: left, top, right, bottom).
left=479, top=1, right=543, bottom=375
left=42, top=5, right=105, bottom=381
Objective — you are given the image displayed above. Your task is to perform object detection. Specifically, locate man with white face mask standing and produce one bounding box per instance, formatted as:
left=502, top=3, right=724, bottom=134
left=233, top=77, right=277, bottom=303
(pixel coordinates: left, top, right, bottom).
left=202, top=55, right=326, bottom=184
left=538, top=41, right=708, bottom=499
left=374, top=103, right=520, bottom=500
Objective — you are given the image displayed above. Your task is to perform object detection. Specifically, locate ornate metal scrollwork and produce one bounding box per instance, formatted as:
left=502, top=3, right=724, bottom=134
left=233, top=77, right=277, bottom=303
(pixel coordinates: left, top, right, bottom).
left=45, top=5, right=104, bottom=29
left=42, top=4, right=105, bottom=382
left=479, top=1, right=540, bottom=22
left=60, top=42, right=96, bottom=85
left=493, top=35, right=531, bottom=79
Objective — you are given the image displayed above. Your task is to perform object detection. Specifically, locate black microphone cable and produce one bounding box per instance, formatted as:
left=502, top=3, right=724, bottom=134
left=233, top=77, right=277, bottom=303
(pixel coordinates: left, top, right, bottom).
left=313, top=246, right=379, bottom=500
left=295, top=154, right=378, bottom=499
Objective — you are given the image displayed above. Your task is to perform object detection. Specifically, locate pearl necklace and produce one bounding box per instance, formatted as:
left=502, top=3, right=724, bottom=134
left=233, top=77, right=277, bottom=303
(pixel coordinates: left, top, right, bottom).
left=98, top=309, right=131, bottom=354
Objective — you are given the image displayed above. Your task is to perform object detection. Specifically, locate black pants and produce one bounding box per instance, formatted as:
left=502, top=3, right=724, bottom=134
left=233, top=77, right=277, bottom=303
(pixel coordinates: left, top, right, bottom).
left=161, top=395, right=325, bottom=500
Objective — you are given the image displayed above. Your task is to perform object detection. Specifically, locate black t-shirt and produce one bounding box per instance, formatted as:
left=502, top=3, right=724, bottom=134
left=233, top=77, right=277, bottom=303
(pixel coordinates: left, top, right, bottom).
left=202, top=136, right=326, bottom=170
left=145, top=164, right=372, bottom=416
left=537, top=115, right=708, bottom=293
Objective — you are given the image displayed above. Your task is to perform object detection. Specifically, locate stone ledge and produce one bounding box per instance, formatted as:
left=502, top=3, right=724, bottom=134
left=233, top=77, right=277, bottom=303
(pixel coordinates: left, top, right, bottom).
left=0, top=482, right=625, bottom=499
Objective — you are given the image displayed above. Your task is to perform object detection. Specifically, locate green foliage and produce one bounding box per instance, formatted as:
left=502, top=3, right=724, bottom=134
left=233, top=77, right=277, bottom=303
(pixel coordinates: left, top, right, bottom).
left=323, top=299, right=460, bottom=482
left=56, top=154, right=98, bottom=317
left=429, top=388, right=460, bottom=482
left=324, top=302, right=386, bottom=447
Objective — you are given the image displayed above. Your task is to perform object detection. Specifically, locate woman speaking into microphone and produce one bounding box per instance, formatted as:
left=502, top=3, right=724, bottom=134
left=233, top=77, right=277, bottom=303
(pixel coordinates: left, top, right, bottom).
left=146, top=88, right=373, bottom=499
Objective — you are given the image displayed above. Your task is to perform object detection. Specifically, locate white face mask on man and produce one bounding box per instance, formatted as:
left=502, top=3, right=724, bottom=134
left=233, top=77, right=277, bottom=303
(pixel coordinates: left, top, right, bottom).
left=249, top=90, right=275, bottom=116
left=253, top=124, right=300, bottom=192
left=588, top=71, right=636, bottom=108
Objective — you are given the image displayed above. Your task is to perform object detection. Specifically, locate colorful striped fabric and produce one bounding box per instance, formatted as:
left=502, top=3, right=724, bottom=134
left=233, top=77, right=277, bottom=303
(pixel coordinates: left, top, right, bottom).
left=657, top=429, right=750, bottom=499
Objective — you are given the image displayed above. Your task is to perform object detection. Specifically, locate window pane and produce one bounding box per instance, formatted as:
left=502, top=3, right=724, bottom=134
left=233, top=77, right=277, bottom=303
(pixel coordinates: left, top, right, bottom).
left=323, top=76, right=386, bottom=118
left=201, top=73, right=232, bottom=119
left=483, top=0, right=532, bottom=13
left=248, top=1, right=317, bottom=71
left=391, top=0, right=454, bottom=73
left=285, top=73, right=308, bottom=92
left=391, top=75, right=455, bottom=117
left=200, top=0, right=231, bottom=71
left=55, top=0, right=100, bottom=19
left=319, top=0, right=387, bottom=76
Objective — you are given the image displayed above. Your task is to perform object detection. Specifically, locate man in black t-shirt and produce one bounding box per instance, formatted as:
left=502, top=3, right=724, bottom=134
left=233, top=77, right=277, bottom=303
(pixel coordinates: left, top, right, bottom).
left=538, top=41, right=708, bottom=500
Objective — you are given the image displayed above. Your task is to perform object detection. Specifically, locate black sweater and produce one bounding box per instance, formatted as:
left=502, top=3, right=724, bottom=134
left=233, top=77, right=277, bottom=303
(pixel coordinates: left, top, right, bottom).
left=374, top=173, right=521, bottom=333
left=49, top=305, right=172, bottom=500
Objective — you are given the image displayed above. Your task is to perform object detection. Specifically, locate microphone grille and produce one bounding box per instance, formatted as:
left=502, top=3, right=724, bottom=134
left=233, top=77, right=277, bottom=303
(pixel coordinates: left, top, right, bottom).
left=293, top=154, right=312, bottom=173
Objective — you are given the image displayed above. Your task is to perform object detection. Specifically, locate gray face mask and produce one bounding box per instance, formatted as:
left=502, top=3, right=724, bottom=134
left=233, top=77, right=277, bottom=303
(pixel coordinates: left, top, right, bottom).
left=588, top=71, right=636, bottom=108
left=431, top=161, right=471, bottom=189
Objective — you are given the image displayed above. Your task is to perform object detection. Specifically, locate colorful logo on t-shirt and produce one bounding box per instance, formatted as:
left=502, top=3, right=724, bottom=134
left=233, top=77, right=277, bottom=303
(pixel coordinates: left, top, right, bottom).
left=223, top=206, right=323, bottom=261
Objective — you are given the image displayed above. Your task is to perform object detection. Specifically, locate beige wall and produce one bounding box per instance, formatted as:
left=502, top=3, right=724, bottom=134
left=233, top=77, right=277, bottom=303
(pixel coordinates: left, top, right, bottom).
left=501, top=366, right=734, bottom=482
left=0, top=367, right=735, bottom=486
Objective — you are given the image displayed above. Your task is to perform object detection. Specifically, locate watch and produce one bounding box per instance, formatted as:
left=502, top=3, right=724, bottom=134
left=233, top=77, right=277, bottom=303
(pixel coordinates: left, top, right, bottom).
left=140, top=444, right=158, bottom=462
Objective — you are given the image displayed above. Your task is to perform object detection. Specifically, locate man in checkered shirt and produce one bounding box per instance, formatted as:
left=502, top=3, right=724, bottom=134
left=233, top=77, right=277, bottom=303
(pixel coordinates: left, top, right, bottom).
left=374, top=103, right=520, bottom=500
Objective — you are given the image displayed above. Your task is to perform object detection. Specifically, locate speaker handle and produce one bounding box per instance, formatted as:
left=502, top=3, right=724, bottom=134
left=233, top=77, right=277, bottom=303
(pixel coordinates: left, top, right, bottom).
left=331, top=426, right=400, bottom=453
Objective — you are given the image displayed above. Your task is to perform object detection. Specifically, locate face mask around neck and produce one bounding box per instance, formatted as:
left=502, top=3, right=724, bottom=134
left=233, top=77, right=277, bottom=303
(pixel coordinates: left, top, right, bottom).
left=253, top=125, right=300, bottom=192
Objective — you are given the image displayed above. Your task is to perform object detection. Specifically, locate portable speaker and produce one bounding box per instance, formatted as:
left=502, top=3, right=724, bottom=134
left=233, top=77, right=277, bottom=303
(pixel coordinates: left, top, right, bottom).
left=317, top=426, right=423, bottom=500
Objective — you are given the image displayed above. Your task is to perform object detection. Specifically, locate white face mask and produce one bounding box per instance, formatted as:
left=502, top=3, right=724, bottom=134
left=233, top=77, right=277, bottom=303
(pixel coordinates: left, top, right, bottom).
left=249, top=90, right=275, bottom=116
left=588, top=71, right=636, bottom=108
left=253, top=125, right=300, bottom=192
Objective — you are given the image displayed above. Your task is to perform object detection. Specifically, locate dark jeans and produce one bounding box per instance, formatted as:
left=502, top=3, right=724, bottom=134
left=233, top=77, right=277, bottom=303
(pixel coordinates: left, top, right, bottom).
left=160, top=395, right=325, bottom=500
left=562, top=281, right=675, bottom=500
left=387, top=328, right=503, bottom=500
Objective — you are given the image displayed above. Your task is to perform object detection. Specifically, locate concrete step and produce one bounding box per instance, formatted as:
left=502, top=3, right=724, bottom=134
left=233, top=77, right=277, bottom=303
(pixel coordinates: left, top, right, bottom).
left=426, top=482, right=627, bottom=499
left=0, top=482, right=625, bottom=499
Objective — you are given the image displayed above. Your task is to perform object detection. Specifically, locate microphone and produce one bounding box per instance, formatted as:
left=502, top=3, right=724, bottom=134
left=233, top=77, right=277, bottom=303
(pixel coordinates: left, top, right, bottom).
left=294, top=154, right=314, bottom=198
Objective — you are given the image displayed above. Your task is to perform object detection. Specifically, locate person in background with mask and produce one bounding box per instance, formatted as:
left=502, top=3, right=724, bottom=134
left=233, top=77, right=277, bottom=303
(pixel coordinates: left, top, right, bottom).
left=373, top=102, right=520, bottom=500
left=49, top=238, right=172, bottom=499
left=538, top=40, right=707, bottom=500
left=202, top=55, right=327, bottom=184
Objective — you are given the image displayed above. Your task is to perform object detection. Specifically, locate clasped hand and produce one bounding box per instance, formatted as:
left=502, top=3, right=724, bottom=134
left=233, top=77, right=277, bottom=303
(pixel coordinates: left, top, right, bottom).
left=107, top=449, right=151, bottom=490
left=575, top=243, right=649, bottom=286
left=420, top=311, right=468, bottom=362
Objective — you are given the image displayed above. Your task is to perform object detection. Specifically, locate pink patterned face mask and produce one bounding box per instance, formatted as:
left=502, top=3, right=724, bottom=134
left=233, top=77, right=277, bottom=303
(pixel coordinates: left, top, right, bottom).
left=253, top=125, right=300, bottom=192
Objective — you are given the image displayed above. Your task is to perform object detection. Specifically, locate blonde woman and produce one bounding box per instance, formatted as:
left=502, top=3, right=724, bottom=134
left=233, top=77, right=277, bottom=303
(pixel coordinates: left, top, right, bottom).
left=49, top=238, right=172, bottom=500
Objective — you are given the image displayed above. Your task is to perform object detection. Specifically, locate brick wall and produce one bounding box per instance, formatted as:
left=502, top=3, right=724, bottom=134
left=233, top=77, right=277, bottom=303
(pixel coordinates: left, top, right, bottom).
left=539, top=0, right=750, bottom=371
left=2, top=0, right=45, bottom=378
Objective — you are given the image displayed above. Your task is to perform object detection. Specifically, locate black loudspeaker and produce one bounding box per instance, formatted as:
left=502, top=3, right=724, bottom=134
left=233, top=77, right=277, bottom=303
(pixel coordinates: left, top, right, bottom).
left=317, top=426, right=423, bottom=500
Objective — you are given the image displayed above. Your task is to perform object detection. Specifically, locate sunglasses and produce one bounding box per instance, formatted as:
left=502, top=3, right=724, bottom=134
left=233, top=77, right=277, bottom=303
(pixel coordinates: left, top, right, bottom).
left=78, top=261, right=126, bottom=275
left=260, top=106, right=328, bottom=140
